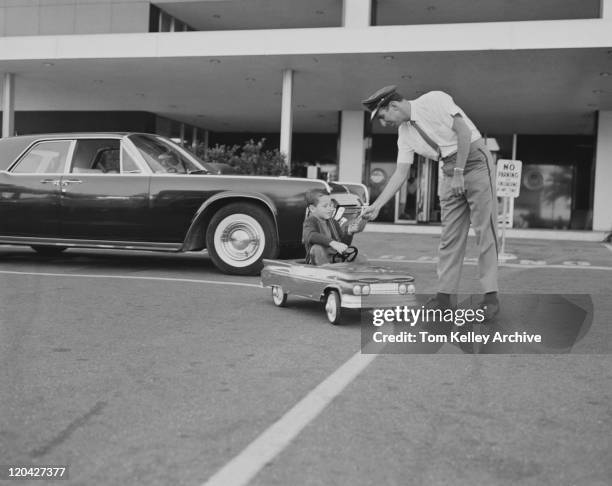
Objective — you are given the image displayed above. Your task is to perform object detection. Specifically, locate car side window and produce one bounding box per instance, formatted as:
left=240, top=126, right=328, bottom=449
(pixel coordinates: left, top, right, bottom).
left=71, top=139, right=121, bottom=174
left=11, top=140, right=72, bottom=174
left=121, top=146, right=142, bottom=173
left=129, top=134, right=202, bottom=174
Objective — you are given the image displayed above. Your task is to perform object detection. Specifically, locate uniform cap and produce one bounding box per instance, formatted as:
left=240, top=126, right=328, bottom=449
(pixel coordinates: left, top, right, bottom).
left=362, top=85, right=398, bottom=120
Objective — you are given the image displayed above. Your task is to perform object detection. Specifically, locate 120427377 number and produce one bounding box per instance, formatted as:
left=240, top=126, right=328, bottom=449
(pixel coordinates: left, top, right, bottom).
left=0, top=465, right=69, bottom=480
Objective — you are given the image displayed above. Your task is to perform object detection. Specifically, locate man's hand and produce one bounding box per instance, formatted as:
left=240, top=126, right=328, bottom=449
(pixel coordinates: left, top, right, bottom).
left=330, top=241, right=349, bottom=254
left=362, top=205, right=381, bottom=221
left=451, top=171, right=465, bottom=197
left=347, top=217, right=365, bottom=234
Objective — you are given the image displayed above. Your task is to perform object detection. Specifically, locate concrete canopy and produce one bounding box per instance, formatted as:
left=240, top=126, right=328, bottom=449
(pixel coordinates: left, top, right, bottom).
left=0, top=19, right=610, bottom=135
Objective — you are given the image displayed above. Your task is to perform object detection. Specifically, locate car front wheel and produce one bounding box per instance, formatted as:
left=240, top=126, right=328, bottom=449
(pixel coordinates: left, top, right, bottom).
left=324, top=290, right=342, bottom=325
left=271, top=286, right=288, bottom=307
left=206, top=202, right=278, bottom=275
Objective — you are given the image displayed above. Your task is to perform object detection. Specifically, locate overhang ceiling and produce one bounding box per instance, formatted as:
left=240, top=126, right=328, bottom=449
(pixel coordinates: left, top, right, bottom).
left=3, top=48, right=610, bottom=135
left=157, top=0, right=342, bottom=30
left=156, top=0, right=600, bottom=30
left=375, top=0, right=600, bottom=25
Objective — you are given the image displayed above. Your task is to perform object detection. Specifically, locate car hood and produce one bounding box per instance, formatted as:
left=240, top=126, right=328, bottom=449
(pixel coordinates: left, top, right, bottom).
left=322, top=263, right=415, bottom=282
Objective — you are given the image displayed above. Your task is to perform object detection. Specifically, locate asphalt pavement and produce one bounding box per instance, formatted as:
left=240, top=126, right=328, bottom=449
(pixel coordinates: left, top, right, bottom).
left=0, top=233, right=610, bottom=486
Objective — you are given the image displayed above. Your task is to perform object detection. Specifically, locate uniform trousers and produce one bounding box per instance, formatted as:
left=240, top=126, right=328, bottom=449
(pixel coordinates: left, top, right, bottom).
left=437, top=138, right=498, bottom=294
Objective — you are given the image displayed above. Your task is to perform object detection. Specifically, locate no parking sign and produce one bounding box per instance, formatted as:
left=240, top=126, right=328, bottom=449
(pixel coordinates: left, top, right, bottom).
left=495, top=159, right=522, bottom=261
left=496, top=159, right=522, bottom=198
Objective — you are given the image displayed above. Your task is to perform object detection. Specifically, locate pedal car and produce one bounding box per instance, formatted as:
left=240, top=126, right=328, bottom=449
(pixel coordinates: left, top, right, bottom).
left=261, top=247, right=417, bottom=325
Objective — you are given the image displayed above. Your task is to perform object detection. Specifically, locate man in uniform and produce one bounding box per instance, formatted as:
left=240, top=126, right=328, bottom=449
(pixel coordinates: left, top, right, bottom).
left=361, top=86, right=499, bottom=319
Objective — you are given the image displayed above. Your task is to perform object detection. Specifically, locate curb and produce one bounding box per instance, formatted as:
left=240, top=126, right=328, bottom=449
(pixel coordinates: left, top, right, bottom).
left=363, top=223, right=607, bottom=242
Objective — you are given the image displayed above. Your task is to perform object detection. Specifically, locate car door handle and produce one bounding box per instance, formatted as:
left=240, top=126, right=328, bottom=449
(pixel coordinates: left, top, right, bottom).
left=40, top=178, right=60, bottom=185
left=62, top=179, right=83, bottom=185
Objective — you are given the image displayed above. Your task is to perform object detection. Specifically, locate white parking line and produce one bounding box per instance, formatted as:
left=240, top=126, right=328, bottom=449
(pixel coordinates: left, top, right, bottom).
left=0, top=270, right=261, bottom=288
left=369, top=258, right=612, bottom=271
left=202, top=351, right=377, bottom=486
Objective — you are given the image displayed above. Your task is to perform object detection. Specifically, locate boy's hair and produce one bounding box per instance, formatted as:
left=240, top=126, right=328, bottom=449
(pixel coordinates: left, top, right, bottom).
left=305, top=188, right=330, bottom=207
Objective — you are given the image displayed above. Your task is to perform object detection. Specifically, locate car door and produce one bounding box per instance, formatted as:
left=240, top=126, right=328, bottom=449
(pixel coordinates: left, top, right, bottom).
left=0, top=139, right=73, bottom=237
left=129, top=133, right=216, bottom=242
left=59, top=137, right=151, bottom=241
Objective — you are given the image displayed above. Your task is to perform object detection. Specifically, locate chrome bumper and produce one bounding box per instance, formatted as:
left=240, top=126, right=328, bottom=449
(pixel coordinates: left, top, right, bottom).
left=341, top=294, right=417, bottom=309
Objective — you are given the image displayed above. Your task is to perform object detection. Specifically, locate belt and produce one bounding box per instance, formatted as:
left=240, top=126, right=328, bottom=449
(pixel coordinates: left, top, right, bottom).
left=441, top=138, right=486, bottom=163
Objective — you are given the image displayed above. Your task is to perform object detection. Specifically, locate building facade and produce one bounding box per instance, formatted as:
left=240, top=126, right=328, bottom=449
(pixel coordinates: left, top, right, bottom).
left=0, top=0, right=611, bottom=232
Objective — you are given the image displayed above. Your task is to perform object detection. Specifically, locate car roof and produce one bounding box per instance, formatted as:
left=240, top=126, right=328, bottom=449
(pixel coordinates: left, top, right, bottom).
left=8, top=132, right=134, bottom=140
left=0, top=133, right=151, bottom=171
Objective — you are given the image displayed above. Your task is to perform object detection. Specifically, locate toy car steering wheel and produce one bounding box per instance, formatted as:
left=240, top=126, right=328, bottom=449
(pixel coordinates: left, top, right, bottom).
left=332, top=246, right=358, bottom=263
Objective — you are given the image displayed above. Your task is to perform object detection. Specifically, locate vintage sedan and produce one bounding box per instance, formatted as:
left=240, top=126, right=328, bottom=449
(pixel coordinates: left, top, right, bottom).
left=0, top=133, right=367, bottom=275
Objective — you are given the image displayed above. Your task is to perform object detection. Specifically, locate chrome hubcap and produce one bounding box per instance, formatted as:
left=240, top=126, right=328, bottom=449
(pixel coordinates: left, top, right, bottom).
left=326, top=295, right=337, bottom=320
left=272, top=286, right=283, bottom=304
left=226, top=227, right=255, bottom=253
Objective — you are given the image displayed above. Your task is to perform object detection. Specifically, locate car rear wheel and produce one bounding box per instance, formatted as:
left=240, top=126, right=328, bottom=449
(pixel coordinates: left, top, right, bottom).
left=31, top=246, right=67, bottom=256
left=324, top=290, right=342, bottom=325
left=206, top=202, right=278, bottom=275
left=271, top=286, right=288, bottom=307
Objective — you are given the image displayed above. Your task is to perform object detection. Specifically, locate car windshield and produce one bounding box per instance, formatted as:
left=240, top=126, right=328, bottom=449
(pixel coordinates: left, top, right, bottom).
left=128, top=134, right=205, bottom=174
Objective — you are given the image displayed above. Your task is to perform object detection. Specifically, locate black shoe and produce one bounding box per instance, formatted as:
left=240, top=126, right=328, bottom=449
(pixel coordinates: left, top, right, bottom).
left=422, top=294, right=455, bottom=333
left=478, top=300, right=500, bottom=321
left=424, top=293, right=454, bottom=310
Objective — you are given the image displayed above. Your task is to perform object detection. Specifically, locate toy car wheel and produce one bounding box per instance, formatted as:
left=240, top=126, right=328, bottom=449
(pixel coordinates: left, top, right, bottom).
left=324, top=290, right=342, bottom=325
left=206, top=202, right=279, bottom=276
left=271, top=286, right=288, bottom=307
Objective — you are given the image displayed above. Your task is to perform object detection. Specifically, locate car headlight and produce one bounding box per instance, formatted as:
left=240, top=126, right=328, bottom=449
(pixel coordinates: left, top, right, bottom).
left=353, top=284, right=362, bottom=295
left=361, top=285, right=370, bottom=296
left=407, top=284, right=416, bottom=294
left=398, top=283, right=407, bottom=294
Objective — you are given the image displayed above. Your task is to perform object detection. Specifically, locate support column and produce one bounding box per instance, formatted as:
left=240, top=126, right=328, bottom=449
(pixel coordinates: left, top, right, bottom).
left=203, top=130, right=209, bottom=153
left=2, top=73, right=15, bottom=138
left=280, top=69, right=293, bottom=170
left=601, top=0, right=612, bottom=18
left=342, top=0, right=372, bottom=27
left=191, top=126, right=198, bottom=152
left=593, top=111, right=612, bottom=231
left=338, top=110, right=366, bottom=183
left=179, top=123, right=185, bottom=146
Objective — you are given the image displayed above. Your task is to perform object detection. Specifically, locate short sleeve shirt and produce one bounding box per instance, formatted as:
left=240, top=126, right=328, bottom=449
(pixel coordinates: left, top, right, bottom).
left=397, top=91, right=481, bottom=165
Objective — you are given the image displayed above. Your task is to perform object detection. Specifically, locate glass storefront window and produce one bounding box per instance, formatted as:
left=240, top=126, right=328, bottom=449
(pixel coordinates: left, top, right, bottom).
left=514, top=164, right=574, bottom=229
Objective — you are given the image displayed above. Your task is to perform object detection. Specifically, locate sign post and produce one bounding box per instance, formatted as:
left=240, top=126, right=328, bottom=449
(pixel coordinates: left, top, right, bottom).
left=496, top=159, right=522, bottom=261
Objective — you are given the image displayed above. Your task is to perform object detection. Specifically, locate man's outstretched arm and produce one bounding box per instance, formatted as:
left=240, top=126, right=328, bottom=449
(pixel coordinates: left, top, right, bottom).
left=362, top=163, right=411, bottom=220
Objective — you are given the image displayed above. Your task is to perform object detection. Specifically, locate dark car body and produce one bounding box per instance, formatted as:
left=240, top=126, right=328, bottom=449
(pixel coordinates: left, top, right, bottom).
left=0, top=133, right=367, bottom=275
left=200, top=161, right=237, bottom=175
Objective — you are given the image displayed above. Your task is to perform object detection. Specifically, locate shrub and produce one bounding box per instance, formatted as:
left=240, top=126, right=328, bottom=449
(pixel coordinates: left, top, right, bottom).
left=197, top=138, right=289, bottom=176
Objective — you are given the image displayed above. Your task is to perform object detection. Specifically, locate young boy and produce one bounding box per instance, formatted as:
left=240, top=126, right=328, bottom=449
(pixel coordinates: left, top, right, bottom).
left=302, top=189, right=366, bottom=265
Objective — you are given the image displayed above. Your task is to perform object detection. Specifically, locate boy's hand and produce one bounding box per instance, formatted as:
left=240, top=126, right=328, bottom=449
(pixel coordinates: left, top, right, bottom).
left=330, top=241, right=348, bottom=254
